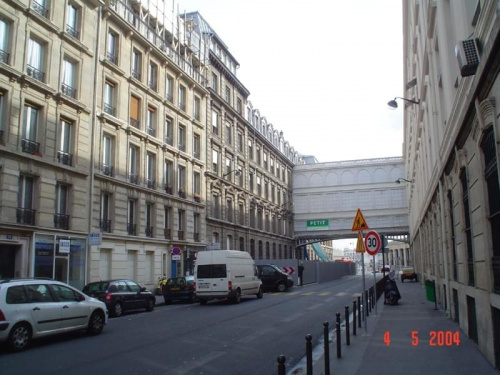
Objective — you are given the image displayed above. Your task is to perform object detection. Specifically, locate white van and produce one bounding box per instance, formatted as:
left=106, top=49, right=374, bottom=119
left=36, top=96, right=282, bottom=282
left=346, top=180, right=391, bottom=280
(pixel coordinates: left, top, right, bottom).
left=195, top=250, right=263, bottom=304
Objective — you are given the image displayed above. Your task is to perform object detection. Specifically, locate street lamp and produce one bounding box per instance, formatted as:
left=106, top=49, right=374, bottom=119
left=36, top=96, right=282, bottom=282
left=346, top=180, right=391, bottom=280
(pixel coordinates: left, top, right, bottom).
left=387, top=97, right=420, bottom=109
left=395, top=178, right=412, bottom=184
left=223, top=169, right=242, bottom=178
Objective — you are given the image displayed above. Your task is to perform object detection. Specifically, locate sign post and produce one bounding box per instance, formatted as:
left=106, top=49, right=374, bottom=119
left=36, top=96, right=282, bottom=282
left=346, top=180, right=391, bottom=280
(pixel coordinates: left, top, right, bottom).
left=352, top=209, right=369, bottom=333
left=364, top=230, right=381, bottom=315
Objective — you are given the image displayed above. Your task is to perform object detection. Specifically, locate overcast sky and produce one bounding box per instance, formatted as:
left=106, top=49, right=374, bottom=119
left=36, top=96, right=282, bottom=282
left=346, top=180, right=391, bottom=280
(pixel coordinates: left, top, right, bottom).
left=177, top=0, right=404, bottom=164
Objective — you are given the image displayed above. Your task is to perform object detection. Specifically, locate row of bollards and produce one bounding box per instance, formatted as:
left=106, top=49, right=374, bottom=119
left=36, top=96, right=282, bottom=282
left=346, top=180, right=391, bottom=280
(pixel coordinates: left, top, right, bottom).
left=277, top=277, right=387, bottom=374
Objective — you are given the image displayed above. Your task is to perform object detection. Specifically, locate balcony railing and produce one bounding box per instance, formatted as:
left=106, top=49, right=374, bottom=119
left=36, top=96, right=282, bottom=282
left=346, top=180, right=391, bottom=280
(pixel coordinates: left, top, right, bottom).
left=146, top=179, right=156, bottom=189
left=178, top=143, right=185, bottom=152
left=65, top=24, right=80, bottom=39
left=21, top=139, right=40, bottom=155
left=129, top=173, right=139, bottom=184
left=61, top=83, right=77, bottom=99
left=106, top=52, right=118, bottom=65
left=54, top=214, right=70, bottom=230
left=164, top=228, right=171, bottom=239
left=193, top=150, right=200, bottom=159
left=100, top=219, right=111, bottom=232
left=178, top=230, right=185, bottom=240
left=27, top=65, right=45, bottom=82
left=102, top=164, right=114, bottom=177
left=132, top=70, right=141, bottom=80
left=130, top=117, right=140, bottom=129
left=57, top=151, right=73, bottom=166
left=194, top=233, right=200, bottom=242
left=166, top=93, right=173, bottom=103
left=32, top=0, right=49, bottom=18
left=179, top=102, right=186, bottom=112
left=178, top=190, right=186, bottom=199
left=0, top=49, right=9, bottom=64
left=127, top=223, right=136, bottom=235
left=165, top=185, right=172, bottom=195
left=147, top=127, right=156, bottom=137
left=148, top=81, right=157, bottom=91
left=17, top=208, right=36, bottom=225
left=165, top=136, right=173, bottom=146
left=145, top=226, right=154, bottom=238
left=104, top=103, right=116, bottom=117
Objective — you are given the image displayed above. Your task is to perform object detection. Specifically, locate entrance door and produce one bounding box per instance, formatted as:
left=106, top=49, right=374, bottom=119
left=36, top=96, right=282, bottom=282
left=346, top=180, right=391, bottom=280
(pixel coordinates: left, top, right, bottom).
left=55, top=257, right=69, bottom=283
left=0, top=245, right=17, bottom=278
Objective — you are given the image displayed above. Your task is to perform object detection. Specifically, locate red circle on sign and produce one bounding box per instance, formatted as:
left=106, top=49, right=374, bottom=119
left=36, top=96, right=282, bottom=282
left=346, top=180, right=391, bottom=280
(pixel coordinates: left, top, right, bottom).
left=364, top=231, right=381, bottom=256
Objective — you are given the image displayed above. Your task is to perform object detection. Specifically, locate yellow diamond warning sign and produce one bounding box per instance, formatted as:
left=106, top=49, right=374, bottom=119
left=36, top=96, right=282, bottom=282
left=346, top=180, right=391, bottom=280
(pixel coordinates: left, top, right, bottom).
left=356, top=231, right=365, bottom=253
left=351, top=208, right=369, bottom=231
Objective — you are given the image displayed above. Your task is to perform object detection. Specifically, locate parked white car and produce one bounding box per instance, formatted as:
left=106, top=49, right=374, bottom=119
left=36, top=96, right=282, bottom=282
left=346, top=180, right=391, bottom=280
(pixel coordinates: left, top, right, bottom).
left=195, top=250, right=263, bottom=304
left=0, top=278, right=108, bottom=351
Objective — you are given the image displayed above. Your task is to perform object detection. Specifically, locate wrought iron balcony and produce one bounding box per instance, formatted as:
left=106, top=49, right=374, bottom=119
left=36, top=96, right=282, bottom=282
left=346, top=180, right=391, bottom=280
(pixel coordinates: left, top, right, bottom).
left=17, top=208, right=36, bottom=225
left=132, top=70, right=141, bottom=80
left=148, top=81, right=157, bottom=91
left=103, top=103, right=116, bottom=117
left=100, top=219, right=111, bottom=232
left=130, top=117, right=140, bottom=129
left=27, top=65, right=45, bottom=82
left=32, top=0, right=49, bottom=18
left=57, top=151, right=73, bottom=166
left=21, top=139, right=40, bottom=155
left=165, top=136, right=173, bottom=146
left=0, top=49, right=9, bottom=64
left=178, top=230, right=185, bottom=241
left=102, top=164, right=114, bottom=177
left=164, top=228, right=171, bottom=239
left=146, top=179, right=156, bottom=189
left=106, top=52, right=118, bottom=65
left=61, top=83, right=77, bottom=99
left=164, top=185, right=172, bottom=195
left=65, top=24, right=80, bottom=39
left=127, top=223, right=136, bottom=235
left=54, top=214, right=70, bottom=230
left=194, top=233, right=200, bottom=242
left=129, top=173, right=139, bottom=184
left=147, top=127, right=156, bottom=137
left=145, top=226, right=154, bottom=238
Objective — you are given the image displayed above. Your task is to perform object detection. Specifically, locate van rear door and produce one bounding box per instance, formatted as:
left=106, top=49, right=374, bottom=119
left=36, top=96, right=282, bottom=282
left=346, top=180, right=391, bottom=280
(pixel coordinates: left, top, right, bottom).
left=196, top=264, right=228, bottom=293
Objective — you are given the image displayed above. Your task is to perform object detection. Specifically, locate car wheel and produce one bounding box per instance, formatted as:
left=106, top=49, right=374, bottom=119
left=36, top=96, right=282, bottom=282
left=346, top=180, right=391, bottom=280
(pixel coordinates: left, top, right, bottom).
left=112, top=301, right=123, bottom=317
left=256, top=287, right=263, bottom=299
left=145, top=298, right=155, bottom=312
left=87, top=311, right=105, bottom=335
left=277, top=283, right=287, bottom=293
left=233, top=290, right=241, bottom=304
left=8, top=323, right=32, bottom=352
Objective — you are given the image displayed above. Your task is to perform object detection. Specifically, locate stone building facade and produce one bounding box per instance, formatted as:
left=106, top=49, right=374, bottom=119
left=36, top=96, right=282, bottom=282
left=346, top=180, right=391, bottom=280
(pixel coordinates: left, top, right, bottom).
left=402, top=0, right=500, bottom=367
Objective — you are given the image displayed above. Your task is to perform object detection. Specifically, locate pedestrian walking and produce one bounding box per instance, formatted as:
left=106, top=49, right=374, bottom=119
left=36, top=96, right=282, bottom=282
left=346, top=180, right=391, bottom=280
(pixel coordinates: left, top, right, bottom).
left=298, top=261, right=304, bottom=286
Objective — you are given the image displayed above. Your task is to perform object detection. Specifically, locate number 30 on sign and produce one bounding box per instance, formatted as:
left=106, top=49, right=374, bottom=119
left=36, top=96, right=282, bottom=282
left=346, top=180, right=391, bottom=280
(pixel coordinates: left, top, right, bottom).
left=364, top=230, right=381, bottom=256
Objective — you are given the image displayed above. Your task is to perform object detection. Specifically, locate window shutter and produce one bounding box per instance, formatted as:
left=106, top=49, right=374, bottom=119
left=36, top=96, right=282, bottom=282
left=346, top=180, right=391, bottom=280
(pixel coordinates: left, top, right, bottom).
left=130, top=96, right=139, bottom=120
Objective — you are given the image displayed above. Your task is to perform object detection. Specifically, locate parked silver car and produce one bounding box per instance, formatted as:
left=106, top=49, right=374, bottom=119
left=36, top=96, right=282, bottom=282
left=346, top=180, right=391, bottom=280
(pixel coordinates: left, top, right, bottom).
left=0, top=278, right=108, bottom=352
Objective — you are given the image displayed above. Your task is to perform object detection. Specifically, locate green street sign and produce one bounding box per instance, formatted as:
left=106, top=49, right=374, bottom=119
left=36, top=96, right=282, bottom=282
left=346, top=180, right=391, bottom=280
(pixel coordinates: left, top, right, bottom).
left=307, top=219, right=329, bottom=230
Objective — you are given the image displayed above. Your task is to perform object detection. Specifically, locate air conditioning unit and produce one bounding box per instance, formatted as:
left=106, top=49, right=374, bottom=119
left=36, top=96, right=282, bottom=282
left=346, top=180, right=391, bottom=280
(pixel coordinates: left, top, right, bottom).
left=455, top=39, right=480, bottom=77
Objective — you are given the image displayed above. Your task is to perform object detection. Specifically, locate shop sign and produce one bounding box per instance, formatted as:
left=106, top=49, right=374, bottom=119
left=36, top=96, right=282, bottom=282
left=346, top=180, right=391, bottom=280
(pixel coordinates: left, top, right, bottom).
left=89, top=232, right=101, bottom=246
left=59, top=239, right=71, bottom=254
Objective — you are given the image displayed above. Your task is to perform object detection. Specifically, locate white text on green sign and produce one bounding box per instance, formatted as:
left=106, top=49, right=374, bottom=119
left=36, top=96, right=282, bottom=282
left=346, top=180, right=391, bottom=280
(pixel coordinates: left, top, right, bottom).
left=307, top=220, right=329, bottom=230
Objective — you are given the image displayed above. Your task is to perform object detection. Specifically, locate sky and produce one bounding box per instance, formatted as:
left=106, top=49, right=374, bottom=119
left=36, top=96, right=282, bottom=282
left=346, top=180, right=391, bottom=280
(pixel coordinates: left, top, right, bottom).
left=177, top=0, right=405, bottom=165
left=176, top=0, right=404, bottom=249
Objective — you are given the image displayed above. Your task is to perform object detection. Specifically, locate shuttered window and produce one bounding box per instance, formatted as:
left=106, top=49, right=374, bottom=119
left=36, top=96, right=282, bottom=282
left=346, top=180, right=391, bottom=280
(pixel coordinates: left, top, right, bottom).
left=130, top=95, right=140, bottom=120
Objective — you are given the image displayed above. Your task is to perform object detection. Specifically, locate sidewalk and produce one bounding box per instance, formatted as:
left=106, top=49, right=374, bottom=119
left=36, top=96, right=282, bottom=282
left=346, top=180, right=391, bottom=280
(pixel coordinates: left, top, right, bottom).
left=312, top=281, right=498, bottom=375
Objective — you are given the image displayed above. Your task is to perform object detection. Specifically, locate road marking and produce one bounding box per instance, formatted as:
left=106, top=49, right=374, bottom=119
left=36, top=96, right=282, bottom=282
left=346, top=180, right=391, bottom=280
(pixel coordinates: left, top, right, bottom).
left=318, top=292, right=331, bottom=296
left=301, top=292, right=316, bottom=296
left=335, top=292, right=348, bottom=296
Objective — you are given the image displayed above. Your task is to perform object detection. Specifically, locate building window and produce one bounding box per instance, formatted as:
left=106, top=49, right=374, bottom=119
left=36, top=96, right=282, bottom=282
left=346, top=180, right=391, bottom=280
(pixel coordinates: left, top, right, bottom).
left=165, top=117, right=173, bottom=145
left=258, top=241, right=263, bottom=259
left=132, top=49, right=141, bottom=80
left=146, top=153, right=156, bottom=189
left=27, top=37, right=45, bottom=82
left=212, top=110, right=219, bottom=135
left=211, top=72, right=218, bottom=92
left=66, top=3, right=80, bottom=39
left=237, top=166, right=243, bottom=187
left=256, top=146, right=261, bottom=164
left=130, top=95, right=140, bottom=129
left=57, top=118, right=73, bottom=166
left=226, top=199, right=233, bottom=222
left=178, top=165, right=186, bottom=197
left=249, top=172, right=254, bottom=193
left=193, top=134, right=200, bottom=159
left=100, top=192, right=111, bottom=232
left=194, top=214, right=200, bottom=241
left=178, top=85, right=186, bottom=111
left=55, top=184, right=69, bottom=230
left=225, top=85, right=230, bottom=103
left=447, top=191, right=457, bottom=281
left=193, top=172, right=201, bottom=201
left=257, top=176, right=261, bottom=196
left=0, top=91, right=5, bottom=143
left=127, top=199, right=136, bottom=235
left=250, top=205, right=256, bottom=228
left=481, top=127, right=500, bottom=293
left=107, top=29, right=118, bottom=64
left=248, top=140, right=253, bottom=160
left=17, top=175, right=35, bottom=225
left=128, top=145, right=139, bottom=184
left=149, top=61, right=157, bottom=91
left=237, top=98, right=242, bottom=115
left=225, top=157, right=232, bottom=179
left=226, top=122, right=232, bottom=145
left=146, top=106, right=156, bottom=137
left=102, top=134, right=114, bottom=176
left=166, top=75, right=173, bottom=102
left=212, top=195, right=220, bottom=219
left=460, top=168, right=474, bottom=286
left=22, top=104, right=40, bottom=155
left=178, top=209, right=185, bottom=240
left=178, top=125, right=186, bottom=152
left=0, top=19, right=11, bottom=64
left=145, top=203, right=154, bottom=237
left=238, top=202, right=244, bottom=225
left=212, top=149, right=219, bottom=173
left=164, top=160, right=173, bottom=193
left=164, top=206, right=172, bottom=239
left=194, top=96, right=201, bottom=121
left=61, top=58, right=77, bottom=98
left=32, top=0, right=50, bottom=18
left=104, top=81, right=116, bottom=116
left=263, top=153, right=268, bottom=170
left=237, top=131, right=243, bottom=153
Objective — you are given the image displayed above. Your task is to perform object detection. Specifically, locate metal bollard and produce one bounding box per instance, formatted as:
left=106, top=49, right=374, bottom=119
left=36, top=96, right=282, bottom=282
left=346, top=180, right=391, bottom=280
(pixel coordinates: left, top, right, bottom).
left=353, top=300, right=357, bottom=336
left=277, top=355, right=286, bottom=375
left=371, top=288, right=375, bottom=308
left=358, top=296, right=362, bottom=326
left=336, top=312, right=341, bottom=358
left=306, top=334, right=313, bottom=375
left=324, top=322, right=330, bottom=375
left=366, top=291, right=369, bottom=317
left=369, top=290, right=372, bottom=313
left=345, top=305, right=350, bottom=346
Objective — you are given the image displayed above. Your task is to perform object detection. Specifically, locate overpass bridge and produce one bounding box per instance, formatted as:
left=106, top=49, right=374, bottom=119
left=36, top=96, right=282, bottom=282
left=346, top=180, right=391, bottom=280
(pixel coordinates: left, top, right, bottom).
left=293, top=157, right=409, bottom=244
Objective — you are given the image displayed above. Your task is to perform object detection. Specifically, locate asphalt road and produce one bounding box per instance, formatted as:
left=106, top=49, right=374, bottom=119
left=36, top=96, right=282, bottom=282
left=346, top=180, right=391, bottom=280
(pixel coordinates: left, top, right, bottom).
left=0, top=274, right=372, bottom=375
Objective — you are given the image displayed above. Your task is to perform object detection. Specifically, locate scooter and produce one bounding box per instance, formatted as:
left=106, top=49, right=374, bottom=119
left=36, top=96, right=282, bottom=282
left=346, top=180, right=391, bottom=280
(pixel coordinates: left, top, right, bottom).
left=384, top=278, right=401, bottom=305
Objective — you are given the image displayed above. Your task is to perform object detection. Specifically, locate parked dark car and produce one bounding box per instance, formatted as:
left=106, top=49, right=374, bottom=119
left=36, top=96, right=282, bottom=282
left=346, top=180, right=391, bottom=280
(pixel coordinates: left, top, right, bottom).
left=82, top=279, right=155, bottom=317
left=256, top=264, right=294, bottom=292
left=162, top=276, right=196, bottom=304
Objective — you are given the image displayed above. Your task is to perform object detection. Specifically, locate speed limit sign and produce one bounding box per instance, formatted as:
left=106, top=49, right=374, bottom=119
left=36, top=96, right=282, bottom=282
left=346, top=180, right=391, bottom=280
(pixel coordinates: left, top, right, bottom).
left=364, top=230, right=381, bottom=256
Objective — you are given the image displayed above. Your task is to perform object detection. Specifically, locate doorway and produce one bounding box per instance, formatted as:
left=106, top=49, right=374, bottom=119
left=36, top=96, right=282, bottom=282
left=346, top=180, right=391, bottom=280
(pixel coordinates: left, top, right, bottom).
left=0, top=245, right=18, bottom=278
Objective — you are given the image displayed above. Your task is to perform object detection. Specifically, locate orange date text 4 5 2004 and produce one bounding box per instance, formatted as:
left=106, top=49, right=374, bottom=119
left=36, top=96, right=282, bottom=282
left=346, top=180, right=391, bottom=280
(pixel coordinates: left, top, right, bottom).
left=383, top=331, right=461, bottom=346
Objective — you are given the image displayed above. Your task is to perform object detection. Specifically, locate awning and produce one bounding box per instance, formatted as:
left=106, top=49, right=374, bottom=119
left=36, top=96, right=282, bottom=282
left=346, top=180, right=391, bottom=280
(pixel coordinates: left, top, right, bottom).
left=311, top=243, right=330, bottom=261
